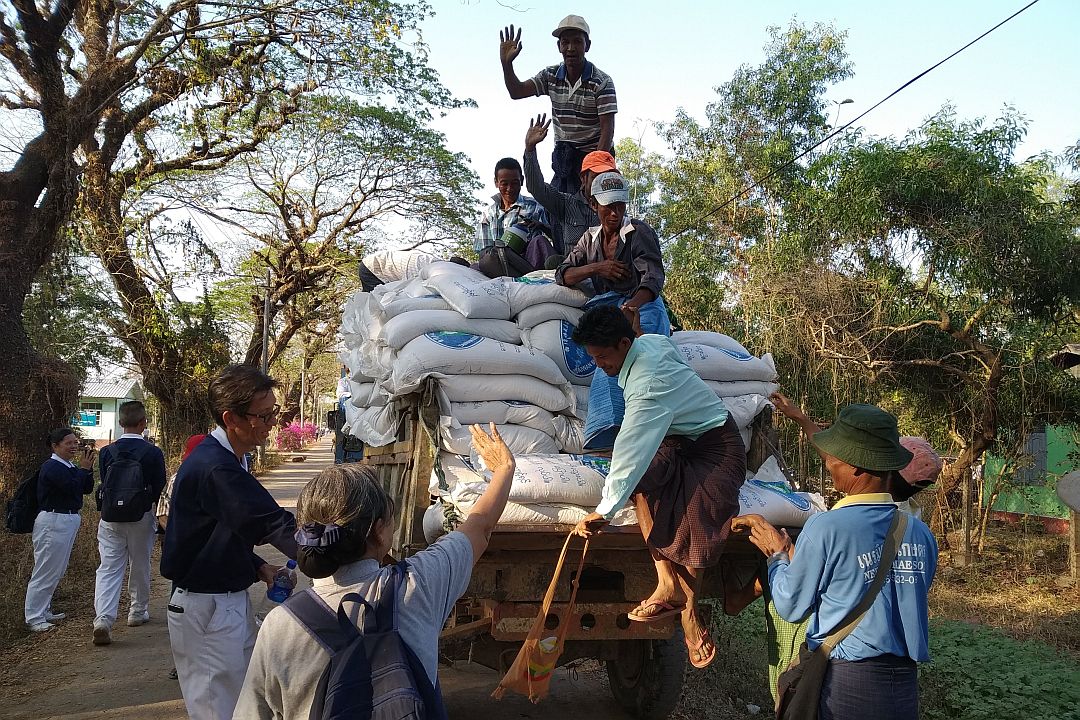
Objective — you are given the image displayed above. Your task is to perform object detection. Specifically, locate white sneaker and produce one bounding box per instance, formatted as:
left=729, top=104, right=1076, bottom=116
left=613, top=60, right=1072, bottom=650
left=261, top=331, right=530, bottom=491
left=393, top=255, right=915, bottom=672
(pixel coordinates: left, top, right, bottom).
left=45, top=611, right=66, bottom=622
left=29, top=622, right=56, bottom=633
left=93, top=623, right=112, bottom=645
left=126, top=611, right=150, bottom=627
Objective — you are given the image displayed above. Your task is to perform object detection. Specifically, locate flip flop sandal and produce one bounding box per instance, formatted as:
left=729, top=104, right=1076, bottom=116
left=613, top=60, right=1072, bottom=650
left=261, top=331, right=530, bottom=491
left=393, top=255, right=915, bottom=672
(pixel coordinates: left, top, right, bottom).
left=685, top=627, right=717, bottom=669
left=626, top=600, right=686, bottom=623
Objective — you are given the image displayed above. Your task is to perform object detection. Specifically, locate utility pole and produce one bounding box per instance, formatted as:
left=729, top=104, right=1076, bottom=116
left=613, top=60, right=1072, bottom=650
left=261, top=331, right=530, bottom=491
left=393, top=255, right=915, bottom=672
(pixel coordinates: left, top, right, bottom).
left=258, top=268, right=272, bottom=466
left=261, top=268, right=271, bottom=375
left=299, top=369, right=306, bottom=428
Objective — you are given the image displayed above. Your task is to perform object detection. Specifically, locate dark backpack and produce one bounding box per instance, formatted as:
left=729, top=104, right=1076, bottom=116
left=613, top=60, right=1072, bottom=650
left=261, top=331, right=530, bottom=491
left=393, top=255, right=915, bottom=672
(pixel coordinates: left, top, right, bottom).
left=5, top=471, right=40, bottom=534
left=283, top=563, right=446, bottom=720
left=96, top=446, right=153, bottom=522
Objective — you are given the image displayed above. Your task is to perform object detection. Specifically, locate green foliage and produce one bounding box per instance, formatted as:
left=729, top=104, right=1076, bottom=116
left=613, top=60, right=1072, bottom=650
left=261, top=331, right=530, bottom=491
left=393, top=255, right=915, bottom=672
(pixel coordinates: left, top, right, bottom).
left=22, top=235, right=126, bottom=381
left=921, top=620, right=1080, bottom=720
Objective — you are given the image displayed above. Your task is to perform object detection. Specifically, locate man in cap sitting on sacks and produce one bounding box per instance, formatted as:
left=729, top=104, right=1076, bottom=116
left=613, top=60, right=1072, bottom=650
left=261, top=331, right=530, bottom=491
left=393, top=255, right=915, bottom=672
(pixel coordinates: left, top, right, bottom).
left=523, top=113, right=616, bottom=254
left=499, top=15, right=617, bottom=193
left=556, top=170, right=670, bottom=450
left=733, top=405, right=938, bottom=720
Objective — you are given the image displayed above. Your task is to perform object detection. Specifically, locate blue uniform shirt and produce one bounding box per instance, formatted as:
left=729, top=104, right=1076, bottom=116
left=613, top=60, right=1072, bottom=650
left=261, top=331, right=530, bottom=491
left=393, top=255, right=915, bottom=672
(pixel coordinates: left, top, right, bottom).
left=99, top=434, right=168, bottom=503
left=38, top=455, right=94, bottom=512
left=768, top=494, right=938, bottom=661
left=161, top=430, right=297, bottom=593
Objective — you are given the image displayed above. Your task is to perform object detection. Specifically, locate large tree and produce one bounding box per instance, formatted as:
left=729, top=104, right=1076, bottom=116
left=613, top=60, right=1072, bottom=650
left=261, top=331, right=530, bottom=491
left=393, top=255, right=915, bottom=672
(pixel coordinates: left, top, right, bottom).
left=0, top=0, right=464, bottom=473
left=753, top=112, right=1080, bottom=512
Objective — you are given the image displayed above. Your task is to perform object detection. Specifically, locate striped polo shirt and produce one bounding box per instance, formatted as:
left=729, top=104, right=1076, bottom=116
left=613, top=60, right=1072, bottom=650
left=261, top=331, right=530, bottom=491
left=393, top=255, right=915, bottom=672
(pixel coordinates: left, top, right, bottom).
left=531, top=61, right=617, bottom=150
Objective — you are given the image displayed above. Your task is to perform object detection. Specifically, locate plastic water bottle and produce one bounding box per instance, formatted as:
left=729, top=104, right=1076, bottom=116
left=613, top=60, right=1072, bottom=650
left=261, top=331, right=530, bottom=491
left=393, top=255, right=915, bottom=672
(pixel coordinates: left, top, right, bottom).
left=266, top=560, right=298, bottom=603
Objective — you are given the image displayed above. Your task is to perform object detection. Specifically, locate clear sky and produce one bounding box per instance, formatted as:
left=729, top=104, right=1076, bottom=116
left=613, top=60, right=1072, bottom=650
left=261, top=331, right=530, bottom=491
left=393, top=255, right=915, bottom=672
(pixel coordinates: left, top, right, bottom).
left=419, top=0, right=1078, bottom=209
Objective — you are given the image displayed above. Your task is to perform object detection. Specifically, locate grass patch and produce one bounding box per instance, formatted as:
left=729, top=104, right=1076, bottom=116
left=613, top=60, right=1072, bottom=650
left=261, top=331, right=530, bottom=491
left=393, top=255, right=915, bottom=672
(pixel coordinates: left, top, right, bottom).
left=922, top=620, right=1080, bottom=719
left=929, top=521, right=1079, bottom=658
left=0, top=506, right=99, bottom=651
left=673, top=599, right=775, bottom=720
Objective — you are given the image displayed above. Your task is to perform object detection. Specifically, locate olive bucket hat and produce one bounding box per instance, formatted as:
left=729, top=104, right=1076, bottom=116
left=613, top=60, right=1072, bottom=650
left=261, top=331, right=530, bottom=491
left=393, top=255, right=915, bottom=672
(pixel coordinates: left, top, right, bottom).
left=810, top=404, right=914, bottom=472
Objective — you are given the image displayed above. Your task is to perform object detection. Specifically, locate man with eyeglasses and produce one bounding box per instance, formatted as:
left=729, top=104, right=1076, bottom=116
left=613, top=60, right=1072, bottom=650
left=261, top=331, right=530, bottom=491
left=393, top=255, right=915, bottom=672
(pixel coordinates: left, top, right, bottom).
left=162, top=365, right=298, bottom=720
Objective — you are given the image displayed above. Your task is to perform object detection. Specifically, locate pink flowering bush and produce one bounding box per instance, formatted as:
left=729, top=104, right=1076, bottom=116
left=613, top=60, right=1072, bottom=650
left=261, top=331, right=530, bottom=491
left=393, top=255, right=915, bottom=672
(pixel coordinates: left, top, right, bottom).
left=276, top=422, right=319, bottom=451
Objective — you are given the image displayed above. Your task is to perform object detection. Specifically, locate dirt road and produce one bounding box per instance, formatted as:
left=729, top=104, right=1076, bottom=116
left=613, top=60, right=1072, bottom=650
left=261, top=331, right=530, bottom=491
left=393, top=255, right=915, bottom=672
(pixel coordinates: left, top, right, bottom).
left=0, top=439, right=630, bottom=720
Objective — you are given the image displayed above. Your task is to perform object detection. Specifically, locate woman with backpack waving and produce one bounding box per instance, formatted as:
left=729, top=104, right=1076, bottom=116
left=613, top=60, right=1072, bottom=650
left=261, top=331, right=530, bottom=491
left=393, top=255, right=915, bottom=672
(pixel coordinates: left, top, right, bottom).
left=234, top=424, right=516, bottom=719
left=24, top=428, right=95, bottom=632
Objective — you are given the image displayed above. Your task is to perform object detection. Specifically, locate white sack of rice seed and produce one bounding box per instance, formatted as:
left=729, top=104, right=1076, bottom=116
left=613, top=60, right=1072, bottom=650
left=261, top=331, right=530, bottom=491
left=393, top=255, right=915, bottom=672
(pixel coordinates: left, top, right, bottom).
left=552, top=415, right=586, bottom=454
left=506, top=277, right=588, bottom=316
left=347, top=403, right=403, bottom=447
left=515, top=302, right=584, bottom=330
left=704, top=380, right=780, bottom=398
left=341, top=292, right=384, bottom=346
left=348, top=344, right=393, bottom=383
left=382, top=294, right=452, bottom=319
left=671, top=330, right=750, bottom=355
left=718, top=394, right=772, bottom=430
left=676, top=343, right=778, bottom=382
left=424, top=275, right=511, bottom=319
left=380, top=310, right=521, bottom=349
left=345, top=349, right=379, bottom=383
left=445, top=401, right=556, bottom=435
left=434, top=452, right=610, bottom=506
left=571, top=385, right=590, bottom=420
left=472, top=453, right=611, bottom=506
left=348, top=381, right=390, bottom=408
left=440, top=424, right=559, bottom=456
left=341, top=401, right=360, bottom=434
left=419, top=261, right=489, bottom=283
left=430, top=499, right=638, bottom=533
left=388, top=332, right=567, bottom=394
left=737, top=458, right=826, bottom=527
left=437, top=374, right=574, bottom=413
left=521, top=319, right=596, bottom=386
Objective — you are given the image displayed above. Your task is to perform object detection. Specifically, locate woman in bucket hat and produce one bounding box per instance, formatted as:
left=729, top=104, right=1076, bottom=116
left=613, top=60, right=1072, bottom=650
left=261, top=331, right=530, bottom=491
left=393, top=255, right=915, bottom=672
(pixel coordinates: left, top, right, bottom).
left=734, top=404, right=938, bottom=720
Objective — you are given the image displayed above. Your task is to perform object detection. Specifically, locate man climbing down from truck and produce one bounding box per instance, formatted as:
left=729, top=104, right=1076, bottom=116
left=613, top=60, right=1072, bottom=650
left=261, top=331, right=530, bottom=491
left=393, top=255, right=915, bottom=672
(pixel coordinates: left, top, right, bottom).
left=570, top=305, right=745, bottom=669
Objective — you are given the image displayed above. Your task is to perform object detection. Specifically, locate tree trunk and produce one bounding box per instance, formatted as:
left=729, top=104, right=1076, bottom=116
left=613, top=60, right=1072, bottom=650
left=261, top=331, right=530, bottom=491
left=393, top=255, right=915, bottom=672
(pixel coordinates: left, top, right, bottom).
left=0, top=139, right=83, bottom=494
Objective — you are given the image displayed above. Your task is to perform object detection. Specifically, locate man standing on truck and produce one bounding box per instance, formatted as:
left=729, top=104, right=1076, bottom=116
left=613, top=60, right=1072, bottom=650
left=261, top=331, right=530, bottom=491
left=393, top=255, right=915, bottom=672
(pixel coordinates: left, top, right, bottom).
left=571, top=305, right=745, bottom=670
left=499, top=15, right=617, bottom=194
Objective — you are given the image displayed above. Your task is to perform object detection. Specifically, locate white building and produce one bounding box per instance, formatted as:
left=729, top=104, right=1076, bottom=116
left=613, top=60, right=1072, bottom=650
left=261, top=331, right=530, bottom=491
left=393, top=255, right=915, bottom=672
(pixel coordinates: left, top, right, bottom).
left=75, top=377, right=144, bottom=447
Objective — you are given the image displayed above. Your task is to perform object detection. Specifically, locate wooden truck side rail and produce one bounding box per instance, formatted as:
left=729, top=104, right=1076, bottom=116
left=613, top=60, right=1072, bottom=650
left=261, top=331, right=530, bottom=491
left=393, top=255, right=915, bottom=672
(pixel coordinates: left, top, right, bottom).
left=356, top=382, right=790, bottom=718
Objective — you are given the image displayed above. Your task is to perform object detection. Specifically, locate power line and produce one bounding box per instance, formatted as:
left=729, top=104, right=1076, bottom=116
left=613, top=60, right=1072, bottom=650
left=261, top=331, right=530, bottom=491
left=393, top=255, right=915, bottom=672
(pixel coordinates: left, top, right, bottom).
left=666, top=0, right=1043, bottom=242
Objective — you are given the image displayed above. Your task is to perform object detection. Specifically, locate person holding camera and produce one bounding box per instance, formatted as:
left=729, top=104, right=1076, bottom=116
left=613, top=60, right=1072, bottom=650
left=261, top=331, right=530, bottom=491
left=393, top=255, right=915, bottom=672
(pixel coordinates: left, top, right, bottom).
left=24, top=428, right=96, bottom=632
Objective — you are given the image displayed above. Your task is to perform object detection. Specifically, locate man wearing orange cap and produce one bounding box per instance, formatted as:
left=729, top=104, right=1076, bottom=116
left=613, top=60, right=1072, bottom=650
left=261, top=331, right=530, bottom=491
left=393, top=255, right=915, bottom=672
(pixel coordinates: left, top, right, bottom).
left=523, top=113, right=612, bottom=253
left=500, top=15, right=617, bottom=194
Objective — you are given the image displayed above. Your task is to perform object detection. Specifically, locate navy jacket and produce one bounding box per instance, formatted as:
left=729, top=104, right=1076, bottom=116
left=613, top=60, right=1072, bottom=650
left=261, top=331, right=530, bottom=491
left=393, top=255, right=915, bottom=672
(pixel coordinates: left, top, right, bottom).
left=99, top=437, right=168, bottom=503
left=161, top=435, right=297, bottom=593
left=38, top=457, right=94, bottom=512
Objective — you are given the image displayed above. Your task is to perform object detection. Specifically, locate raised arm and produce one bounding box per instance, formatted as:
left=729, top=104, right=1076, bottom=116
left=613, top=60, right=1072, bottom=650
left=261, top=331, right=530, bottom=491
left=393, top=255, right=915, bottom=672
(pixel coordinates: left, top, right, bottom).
left=769, top=392, right=824, bottom=454
left=598, top=113, right=615, bottom=154
left=457, top=424, right=516, bottom=563
left=499, top=26, right=535, bottom=100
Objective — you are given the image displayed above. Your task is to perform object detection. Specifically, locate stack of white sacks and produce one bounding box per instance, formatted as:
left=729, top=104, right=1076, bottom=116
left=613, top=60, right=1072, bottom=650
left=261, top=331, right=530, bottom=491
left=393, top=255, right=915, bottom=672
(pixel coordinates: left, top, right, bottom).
left=338, top=261, right=824, bottom=535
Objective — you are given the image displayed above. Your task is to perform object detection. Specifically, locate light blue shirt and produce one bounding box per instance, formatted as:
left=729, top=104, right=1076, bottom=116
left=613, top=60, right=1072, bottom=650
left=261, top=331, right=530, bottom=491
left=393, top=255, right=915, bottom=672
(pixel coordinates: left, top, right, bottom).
left=768, top=496, right=938, bottom=662
left=595, top=334, right=730, bottom=519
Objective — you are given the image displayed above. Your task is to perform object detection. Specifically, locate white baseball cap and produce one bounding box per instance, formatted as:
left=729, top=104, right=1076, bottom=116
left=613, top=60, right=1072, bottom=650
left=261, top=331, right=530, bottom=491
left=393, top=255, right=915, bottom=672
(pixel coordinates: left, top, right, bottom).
left=590, top=172, right=629, bottom=206
left=552, top=14, right=590, bottom=38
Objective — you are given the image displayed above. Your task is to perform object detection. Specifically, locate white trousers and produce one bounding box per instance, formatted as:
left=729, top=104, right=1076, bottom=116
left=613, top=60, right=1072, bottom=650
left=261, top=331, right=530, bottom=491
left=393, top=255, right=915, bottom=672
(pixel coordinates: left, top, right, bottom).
left=24, top=511, right=82, bottom=625
left=93, top=511, right=156, bottom=627
left=167, top=587, right=256, bottom=720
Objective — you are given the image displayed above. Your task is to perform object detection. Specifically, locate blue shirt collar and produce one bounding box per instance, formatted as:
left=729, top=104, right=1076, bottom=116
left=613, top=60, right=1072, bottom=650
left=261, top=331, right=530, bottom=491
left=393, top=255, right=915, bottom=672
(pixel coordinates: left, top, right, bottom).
left=555, top=60, right=593, bottom=82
